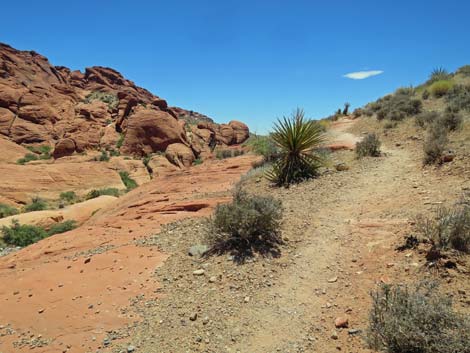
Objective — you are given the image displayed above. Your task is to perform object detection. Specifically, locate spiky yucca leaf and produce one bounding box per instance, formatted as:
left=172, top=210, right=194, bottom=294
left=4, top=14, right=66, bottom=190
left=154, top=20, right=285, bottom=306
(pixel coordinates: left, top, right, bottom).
left=266, top=109, right=325, bottom=186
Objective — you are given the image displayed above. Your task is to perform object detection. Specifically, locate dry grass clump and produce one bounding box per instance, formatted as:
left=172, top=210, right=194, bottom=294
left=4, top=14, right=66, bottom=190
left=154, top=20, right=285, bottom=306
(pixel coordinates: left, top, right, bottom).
left=367, top=282, right=470, bottom=353
left=416, top=193, right=470, bottom=257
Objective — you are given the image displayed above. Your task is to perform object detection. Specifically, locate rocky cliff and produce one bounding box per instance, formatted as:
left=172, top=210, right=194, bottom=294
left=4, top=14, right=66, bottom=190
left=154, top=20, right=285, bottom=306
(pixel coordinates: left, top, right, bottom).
left=0, top=43, right=249, bottom=161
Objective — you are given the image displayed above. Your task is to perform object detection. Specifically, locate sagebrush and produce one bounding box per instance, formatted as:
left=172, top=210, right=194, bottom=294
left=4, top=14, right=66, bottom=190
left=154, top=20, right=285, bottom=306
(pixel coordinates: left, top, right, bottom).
left=356, top=133, right=381, bottom=158
left=367, top=282, right=470, bottom=353
left=207, top=188, right=283, bottom=261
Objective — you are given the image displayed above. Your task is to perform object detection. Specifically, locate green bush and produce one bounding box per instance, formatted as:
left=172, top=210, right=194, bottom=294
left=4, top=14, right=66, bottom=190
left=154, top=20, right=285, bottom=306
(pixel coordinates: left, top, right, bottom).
left=0, top=204, right=18, bottom=218
left=446, top=84, right=470, bottom=111
left=370, top=93, right=422, bottom=121
left=2, top=220, right=48, bottom=247
left=193, top=158, right=203, bottom=165
left=86, top=188, right=120, bottom=200
left=84, top=91, right=119, bottom=110
left=429, top=80, right=454, bottom=98
left=422, top=89, right=430, bottom=100
left=216, top=149, right=233, bottom=159
left=207, top=188, right=283, bottom=261
left=119, top=171, right=138, bottom=191
left=116, top=133, right=125, bottom=149
left=423, top=122, right=448, bottom=165
left=266, top=109, right=325, bottom=186
left=415, top=111, right=440, bottom=128
left=98, top=150, right=110, bottom=162
left=367, top=282, right=470, bottom=353
left=356, top=133, right=381, bottom=158
left=440, top=108, right=463, bottom=131
left=60, top=191, right=77, bottom=203
left=395, top=86, right=415, bottom=96
left=456, top=65, right=470, bottom=76
left=47, top=220, right=77, bottom=236
left=24, top=197, right=47, bottom=212
left=244, top=135, right=279, bottom=164
left=17, top=153, right=39, bottom=165
left=416, top=194, right=470, bottom=254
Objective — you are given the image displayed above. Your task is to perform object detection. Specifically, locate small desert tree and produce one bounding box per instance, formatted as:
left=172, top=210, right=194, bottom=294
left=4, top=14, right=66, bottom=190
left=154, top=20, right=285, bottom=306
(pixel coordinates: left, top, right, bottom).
left=266, top=109, right=325, bottom=186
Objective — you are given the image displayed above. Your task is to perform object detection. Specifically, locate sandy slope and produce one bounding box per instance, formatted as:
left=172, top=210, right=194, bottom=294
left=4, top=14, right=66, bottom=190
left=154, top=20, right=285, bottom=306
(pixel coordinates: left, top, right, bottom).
left=0, top=155, right=257, bottom=353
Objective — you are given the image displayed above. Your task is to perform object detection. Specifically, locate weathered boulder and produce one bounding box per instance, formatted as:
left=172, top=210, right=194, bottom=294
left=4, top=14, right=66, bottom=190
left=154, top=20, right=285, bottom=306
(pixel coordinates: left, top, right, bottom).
left=229, top=120, right=249, bottom=144
left=121, top=108, right=188, bottom=156
left=53, top=138, right=76, bottom=159
left=165, top=143, right=195, bottom=168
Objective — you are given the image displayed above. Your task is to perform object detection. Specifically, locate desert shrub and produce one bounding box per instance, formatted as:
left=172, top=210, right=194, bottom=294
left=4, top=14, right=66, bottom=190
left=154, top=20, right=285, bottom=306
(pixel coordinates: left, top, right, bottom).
left=2, top=220, right=48, bottom=247
left=84, top=91, right=119, bottom=110
left=429, top=80, right=454, bottom=98
left=86, top=188, right=120, bottom=200
left=109, top=149, right=120, bottom=157
left=193, top=158, right=203, bottom=165
left=456, top=65, right=470, bottom=76
left=422, top=89, right=430, bottom=100
left=98, top=150, right=110, bottom=162
left=266, top=109, right=325, bottom=186
left=427, top=67, right=452, bottom=84
left=370, top=93, right=422, bottom=121
left=24, top=197, right=47, bottom=212
left=47, top=220, right=77, bottom=236
left=352, top=108, right=363, bottom=118
left=356, top=133, right=381, bottom=158
left=116, top=133, right=125, bottom=148
left=423, top=122, right=448, bottom=165
left=119, top=171, right=138, bottom=191
left=395, top=86, right=415, bottom=96
left=216, top=149, right=233, bottom=159
left=440, top=108, right=463, bottom=131
left=342, top=102, right=350, bottom=115
left=367, top=282, right=470, bottom=353
left=207, top=188, right=283, bottom=261
left=415, top=111, right=440, bottom=128
left=0, top=204, right=18, bottom=218
left=232, top=149, right=244, bottom=157
left=384, top=121, right=397, bottom=130
left=446, top=84, right=470, bottom=111
left=416, top=194, right=470, bottom=254
left=17, top=153, right=39, bottom=165
left=387, top=110, right=406, bottom=121
left=60, top=191, right=77, bottom=203
left=245, top=135, right=280, bottom=164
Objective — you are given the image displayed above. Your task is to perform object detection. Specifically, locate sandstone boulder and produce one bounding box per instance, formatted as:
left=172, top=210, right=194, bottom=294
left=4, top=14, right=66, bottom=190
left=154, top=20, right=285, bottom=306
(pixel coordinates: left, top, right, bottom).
left=165, top=143, right=195, bottom=168
left=53, top=138, right=76, bottom=159
left=121, top=109, right=188, bottom=156
left=229, top=120, right=249, bottom=144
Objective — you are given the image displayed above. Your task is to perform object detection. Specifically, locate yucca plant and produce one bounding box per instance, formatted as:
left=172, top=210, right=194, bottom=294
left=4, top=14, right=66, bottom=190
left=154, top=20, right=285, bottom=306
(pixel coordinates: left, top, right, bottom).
left=266, top=109, right=325, bottom=186
left=428, top=67, right=451, bottom=84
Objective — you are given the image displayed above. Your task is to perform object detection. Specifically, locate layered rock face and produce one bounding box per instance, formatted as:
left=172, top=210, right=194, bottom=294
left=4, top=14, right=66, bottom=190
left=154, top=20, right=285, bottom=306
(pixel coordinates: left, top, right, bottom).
left=0, top=43, right=249, bottom=163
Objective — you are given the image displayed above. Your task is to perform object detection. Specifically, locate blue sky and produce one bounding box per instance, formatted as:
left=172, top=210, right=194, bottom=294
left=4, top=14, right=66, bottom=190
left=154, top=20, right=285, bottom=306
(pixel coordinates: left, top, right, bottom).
left=2, top=0, right=470, bottom=133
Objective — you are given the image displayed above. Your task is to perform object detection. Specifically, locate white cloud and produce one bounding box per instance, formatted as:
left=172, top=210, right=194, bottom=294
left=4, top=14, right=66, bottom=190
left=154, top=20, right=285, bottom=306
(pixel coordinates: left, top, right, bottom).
left=343, top=70, right=384, bottom=80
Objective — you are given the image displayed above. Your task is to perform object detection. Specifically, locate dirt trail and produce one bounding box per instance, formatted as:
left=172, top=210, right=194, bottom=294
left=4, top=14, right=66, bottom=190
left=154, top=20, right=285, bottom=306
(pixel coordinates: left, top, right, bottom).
left=118, top=117, right=455, bottom=353
left=229, top=119, right=454, bottom=352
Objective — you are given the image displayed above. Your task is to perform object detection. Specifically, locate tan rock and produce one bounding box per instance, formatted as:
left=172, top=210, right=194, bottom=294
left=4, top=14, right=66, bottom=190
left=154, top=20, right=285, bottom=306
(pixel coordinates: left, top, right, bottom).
left=165, top=143, right=195, bottom=168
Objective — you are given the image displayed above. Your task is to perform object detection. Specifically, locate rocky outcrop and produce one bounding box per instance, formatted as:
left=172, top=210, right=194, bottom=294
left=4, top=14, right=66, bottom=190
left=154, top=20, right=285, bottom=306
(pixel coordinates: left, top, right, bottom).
left=0, top=42, right=250, bottom=161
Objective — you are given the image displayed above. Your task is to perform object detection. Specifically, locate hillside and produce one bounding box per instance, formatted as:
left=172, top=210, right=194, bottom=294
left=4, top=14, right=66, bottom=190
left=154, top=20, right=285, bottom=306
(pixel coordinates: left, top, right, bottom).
left=0, top=54, right=470, bottom=353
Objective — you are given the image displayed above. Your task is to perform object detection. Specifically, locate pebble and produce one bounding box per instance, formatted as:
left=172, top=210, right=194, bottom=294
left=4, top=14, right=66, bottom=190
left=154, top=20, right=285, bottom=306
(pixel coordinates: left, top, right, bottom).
left=334, top=317, right=349, bottom=328
left=209, top=276, right=217, bottom=283
left=38, top=308, right=45, bottom=314
left=127, top=345, right=135, bottom=352
left=193, top=269, right=205, bottom=276
left=331, top=331, right=338, bottom=340
left=189, top=313, right=197, bottom=321
left=328, top=276, right=338, bottom=283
